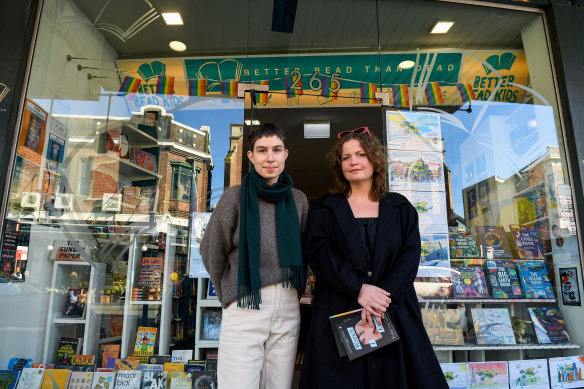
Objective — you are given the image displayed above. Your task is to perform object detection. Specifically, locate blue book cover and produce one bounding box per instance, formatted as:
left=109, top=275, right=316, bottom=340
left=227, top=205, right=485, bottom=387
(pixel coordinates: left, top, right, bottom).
left=486, top=260, right=523, bottom=299
left=517, top=260, right=555, bottom=299
left=7, top=358, right=32, bottom=372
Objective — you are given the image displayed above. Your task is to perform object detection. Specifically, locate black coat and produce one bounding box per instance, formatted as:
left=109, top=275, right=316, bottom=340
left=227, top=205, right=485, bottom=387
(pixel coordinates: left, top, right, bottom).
left=299, top=192, right=449, bottom=389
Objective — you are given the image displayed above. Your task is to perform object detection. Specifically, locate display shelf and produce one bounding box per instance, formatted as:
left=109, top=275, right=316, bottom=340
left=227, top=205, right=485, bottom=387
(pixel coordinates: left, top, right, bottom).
left=433, top=343, right=580, bottom=351
left=99, top=336, right=122, bottom=344
left=52, top=318, right=87, bottom=324
left=129, top=300, right=163, bottom=305
left=99, top=122, right=158, bottom=148
left=418, top=298, right=557, bottom=303
left=198, top=299, right=221, bottom=307
left=98, top=154, right=161, bottom=181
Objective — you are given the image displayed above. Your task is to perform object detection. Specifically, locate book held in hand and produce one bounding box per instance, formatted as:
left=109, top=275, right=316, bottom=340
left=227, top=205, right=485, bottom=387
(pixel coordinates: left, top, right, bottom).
left=329, top=308, right=399, bottom=361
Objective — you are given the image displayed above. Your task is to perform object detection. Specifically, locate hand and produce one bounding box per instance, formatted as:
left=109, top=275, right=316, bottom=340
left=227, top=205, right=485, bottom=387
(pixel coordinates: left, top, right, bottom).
left=358, top=284, right=391, bottom=323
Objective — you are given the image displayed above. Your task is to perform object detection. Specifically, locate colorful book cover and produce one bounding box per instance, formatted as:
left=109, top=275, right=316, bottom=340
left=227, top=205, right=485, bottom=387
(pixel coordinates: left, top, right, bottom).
left=468, top=362, right=509, bottom=389
left=449, top=226, right=481, bottom=259
left=510, top=316, right=537, bottom=344
left=191, top=372, right=215, bottom=389
left=138, top=259, right=163, bottom=289
left=67, top=372, right=93, bottom=389
left=69, top=366, right=95, bottom=373
left=202, top=310, right=222, bottom=340
left=508, top=359, right=549, bottom=389
left=90, top=372, right=115, bottom=389
left=168, top=373, right=191, bottom=389
left=423, top=308, right=464, bottom=345
left=99, top=345, right=120, bottom=369
left=527, top=307, right=571, bottom=344
left=451, top=265, right=490, bottom=298
left=471, top=308, right=516, bottom=345
left=137, top=365, right=163, bottom=372
left=388, top=150, right=445, bottom=192
left=414, top=277, right=452, bottom=299
left=162, top=364, right=184, bottom=375
left=15, top=369, right=44, bottom=389
left=509, top=225, right=545, bottom=259
left=418, top=234, right=450, bottom=278
left=30, top=365, right=53, bottom=370
left=0, top=370, right=20, bottom=389
left=386, top=111, right=443, bottom=152
left=147, top=357, right=171, bottom=365
left=62, top=288, right=88, bottom=318
left=55, top=338, right=81, bottom=365
left=474, top=226, right=513, bottom=259
left=140, top=371, right=167, bottom=389
left=514, top=184, right=548, bottom=225
left=183, top=363, right=204, bottom=373
left=113, top=360, right=139, bottom=372
left=395, top=190, right=448, bottom=234
left=8, top=359, right=32, bottom=373
left=113, top=371, right=141, bottom=389
left=516, top=260, right=555, bottom=299
left=40, top=370, right=70, bottom=389
left=170, top=351, right=192, bottom=364
left=548, top=356, right=584, bottom=388
left=134, top=327, right=157, bottom=362
left=486, top=260, right=523, bottom=299
left=440, top=363, right=467, bottom=389
left=71, top=357, right=94, bottom=366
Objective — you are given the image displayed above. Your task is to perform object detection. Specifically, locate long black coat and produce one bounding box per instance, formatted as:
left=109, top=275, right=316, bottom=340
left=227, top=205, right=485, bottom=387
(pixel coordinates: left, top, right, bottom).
left=299, top=192, right=449, bottom=389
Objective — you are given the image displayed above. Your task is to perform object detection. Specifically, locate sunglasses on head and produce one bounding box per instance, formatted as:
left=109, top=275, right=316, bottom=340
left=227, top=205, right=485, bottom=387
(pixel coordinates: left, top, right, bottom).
left=337, top=126, right=372, bottom=139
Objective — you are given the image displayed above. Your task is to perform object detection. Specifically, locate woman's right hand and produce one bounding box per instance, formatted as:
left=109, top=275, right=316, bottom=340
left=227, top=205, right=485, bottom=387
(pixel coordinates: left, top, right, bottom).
left=358, top=283, right=391, bottom=324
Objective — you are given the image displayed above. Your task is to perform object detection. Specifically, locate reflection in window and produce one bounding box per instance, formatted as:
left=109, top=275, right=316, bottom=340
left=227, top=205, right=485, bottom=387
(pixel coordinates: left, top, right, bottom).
left=171, top=162, right=192, bottom=202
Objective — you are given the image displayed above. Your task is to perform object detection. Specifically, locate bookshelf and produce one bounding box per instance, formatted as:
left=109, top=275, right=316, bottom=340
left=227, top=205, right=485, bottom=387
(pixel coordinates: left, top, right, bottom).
left=194, top=277, right=221, bottom=359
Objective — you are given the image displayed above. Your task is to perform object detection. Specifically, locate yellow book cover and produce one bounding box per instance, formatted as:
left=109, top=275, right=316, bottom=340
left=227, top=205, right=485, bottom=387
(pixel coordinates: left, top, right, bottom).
left=114, top=359, right=139, bottom=371
left=40, top=369, right=70, bottom=389
left=134, top=327, right=157, bottom=359
left=71, top=355, right=95, bottom=365
left=163, top=363, right=185, bottom=373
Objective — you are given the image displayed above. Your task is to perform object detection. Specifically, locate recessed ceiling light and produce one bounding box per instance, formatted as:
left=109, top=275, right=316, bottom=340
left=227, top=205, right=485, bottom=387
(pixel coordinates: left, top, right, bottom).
left=245, top=120, right=260, bottom=125
left=430, top=21, right=454, bottom=34
left=399, top=60, right=416, bottom=69
left=162, top=12, right=184, bottom=25
left=169, top=41, right=186, bottom=52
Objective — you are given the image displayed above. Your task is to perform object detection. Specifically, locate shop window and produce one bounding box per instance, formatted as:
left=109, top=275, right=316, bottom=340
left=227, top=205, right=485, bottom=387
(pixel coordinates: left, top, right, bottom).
left=170, top=162, right=192, bottom=202
left=76, top=157, right=92, bottom=197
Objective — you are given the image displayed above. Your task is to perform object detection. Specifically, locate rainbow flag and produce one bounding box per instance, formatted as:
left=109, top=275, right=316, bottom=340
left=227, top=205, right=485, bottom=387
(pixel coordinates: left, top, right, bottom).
left=221, top=80, right=238, bottom=96
left=392, top=84, right=409, bottom=107
left=188, top=78, right=207, bottom=96
left=252, top=80, right=269, bottom=104
left=118, top=76, right=141, bottom=97
left=156, top=76, right=174, bottom=95
left=424, top=81, right=444, bottom=105
left=321, top=75, right=339, bottom=99
left=457, top=82, right=476, bottom=103
left=360, top=83, right=377, bottom=104
left=285, top=74, right=303, bottom=98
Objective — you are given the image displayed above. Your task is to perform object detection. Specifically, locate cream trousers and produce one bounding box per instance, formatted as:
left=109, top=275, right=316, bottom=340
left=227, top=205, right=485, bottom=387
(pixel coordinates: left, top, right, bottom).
left=218, top=283, right=300, bottom=389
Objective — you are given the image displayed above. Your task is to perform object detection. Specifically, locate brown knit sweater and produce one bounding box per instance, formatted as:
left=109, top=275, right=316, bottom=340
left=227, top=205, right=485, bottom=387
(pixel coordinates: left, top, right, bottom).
left=200, top=185, right=309, bottom=308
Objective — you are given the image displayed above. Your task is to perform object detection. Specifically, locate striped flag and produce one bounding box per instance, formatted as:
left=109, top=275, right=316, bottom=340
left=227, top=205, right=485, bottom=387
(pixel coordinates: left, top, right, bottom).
left=457, top=82, right=476, bottom=103
left=321, top=75, right=339, bottom=99
left=221, top=81, right=238, bottom=96
left=392, top=84, right=409, bottom=107
left=118, top=76, right=141, bottom=97
left=252, top=80, right=269, bottom=104
left=156, top=76, right=175, bottom=95
left=188, top=78, right=207, bottom=96
left=360, top=83, right=377, bottom=104
left=285, top=74, right=303, bottom=98
left=424, top=81, right=444, bottom=105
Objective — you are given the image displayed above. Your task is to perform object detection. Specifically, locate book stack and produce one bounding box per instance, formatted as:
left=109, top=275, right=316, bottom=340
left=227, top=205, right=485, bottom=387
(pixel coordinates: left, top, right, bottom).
left=132, top=257, right=163, bottom=301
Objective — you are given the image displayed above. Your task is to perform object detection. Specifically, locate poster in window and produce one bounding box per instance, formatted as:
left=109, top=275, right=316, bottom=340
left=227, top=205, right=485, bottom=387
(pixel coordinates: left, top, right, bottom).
left=189, top=212, right=212, bottom=278
left=386, top=111, right=442, bottom=152
left=46, top=133, right=66, bottom=173
left=559, top=267, right=581, bottom=306
left=18, top=99, right=48, bottom=165
left=395, top=190, right=448, bottom=234
left=388, top=150, right=445, bottom=192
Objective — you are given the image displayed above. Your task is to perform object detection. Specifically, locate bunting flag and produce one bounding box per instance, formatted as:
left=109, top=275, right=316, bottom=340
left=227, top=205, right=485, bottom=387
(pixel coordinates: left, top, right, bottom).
left=392, top=84, right=409, bottom=107
left=285, top=74, right=303, bottom=98
left=321, top=75, right=339, bottom=99
left=252, top=80, right=269, bottom=104
left=156, top=76, right=175, bottom=95
left=457, top=82, right=476, bottom=103
left=424, top=81, right=444, bottom=105
left=359, top=83, right=377, bottom=104
left=118, top=76, right=141, bottom=97
left=188, top=78, right=207, bottom=96
left=221, top=80, right=239, bottom=96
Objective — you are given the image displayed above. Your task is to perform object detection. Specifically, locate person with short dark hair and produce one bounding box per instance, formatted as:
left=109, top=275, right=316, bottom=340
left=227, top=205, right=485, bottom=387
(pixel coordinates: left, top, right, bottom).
left=299, top=127, right=448, bottom=388
left=201, top=123, right=308, bottom=389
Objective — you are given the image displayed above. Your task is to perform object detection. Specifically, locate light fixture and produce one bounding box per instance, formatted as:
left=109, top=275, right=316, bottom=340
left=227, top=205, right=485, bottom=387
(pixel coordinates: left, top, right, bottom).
left=430, top=21, right=454, bottom=34
left=304, top=120, right=330, bottom=139
left=398, top=60, right=416, bottom=69
left=169, top=41, right=186, bottom=52
left=245, top=120, right=260, bottom=125
left=162, top=12, right=184, bottom=25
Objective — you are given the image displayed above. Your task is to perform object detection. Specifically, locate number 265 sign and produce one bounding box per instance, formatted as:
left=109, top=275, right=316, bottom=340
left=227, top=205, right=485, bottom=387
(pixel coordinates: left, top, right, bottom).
left=288, top=69, right=341, bottom=94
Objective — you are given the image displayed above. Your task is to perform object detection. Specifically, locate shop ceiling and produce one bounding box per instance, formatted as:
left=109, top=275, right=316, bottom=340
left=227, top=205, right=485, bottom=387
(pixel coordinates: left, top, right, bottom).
left=72, top=0, right=537, bottom=59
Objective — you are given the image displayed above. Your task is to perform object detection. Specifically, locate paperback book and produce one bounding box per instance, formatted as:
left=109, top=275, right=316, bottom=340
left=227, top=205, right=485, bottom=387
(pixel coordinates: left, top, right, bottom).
left=448, top=227, right=480, bottom=259
left=418, top=234, right=450, bottom=278
left=414, top=277, right=452, bottom=299
left=486, top=260, right=523, bottom=299
left=90, top=372, right=115, bottom=389
left=55, top=337, right=81, bottom=365
left=509, top=225, right=545, bottom=259
left=168, top=373, right=191, bottom=389
left=140, top=371, right=167, bottom=389
left=514, top=183, right=547, bottom=225
left=508, top=359, right=550, bottom=389
left=423, top=308, right=464, bottom=345
left=147, top=357, right=171, bottom=365
left=161, top=364, right=184, bottom=375
left=134, top=327, right=157, bottom=362
left=329, top=308, right=399, bottom=361
left=204, top=359, right=217, bottom=372
left=527, top=307, right=571, bottom=344
left=192, top=372, right=216, bottom=389
left=114, top=371, right=141, bottom=389
left=0, top=370, right=20, bottom=389
left=510, top=316, right=537, bottom=344
left=170, top=351, right=192, bottom=364
left=15, top=369, right=43, bottom=389
left=451, top=265, right=490, bottom=298
left=8, top=359, right=32, bottom=372
left=202, top=310, right=222, bottom=340
left=113, top=360, right=139, bottom=372
left=468, top=362, right=509, bottom=389
left=516, top=260, right=555, bottom=299
left=67, top=372, right=93, bottom=389
left=40, top=369, right=70, bottom=389
left=63, top=288, right=88, bottom=318
left=137, top=364, right=163, bottom=372
left=471, top=308, right=516, bottom=345
left=99, top=345, right=120, bottom=369
left=548, top=356, right=584, bottom=389
left=71, top=356, right=95, bottom=366
left=183, top=362, right=205, bottom=373
left=439, top=363, right=467, bottom=389
left=474, top=226, right=513, bottom=259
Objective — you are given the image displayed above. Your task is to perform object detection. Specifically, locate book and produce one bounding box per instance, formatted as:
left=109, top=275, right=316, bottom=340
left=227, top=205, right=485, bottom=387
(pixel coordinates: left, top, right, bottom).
left=113, top=371, right=142, bottom=389
left=204, top=359, right=217, bottom=372
left=168, top=373, right=191, bottom=389
left=90, top=372, right=115, bottom=389
left=15, top=369, right=44, bottom=389
left=468, top=362, right=509, bottom=389
left=71, top=366, right=96, bottom=373
left=418, top=234, right=450, bottom=277
left=548, top=356, right=584, bottom=388
left=451, top=265, right=490, bottom=298
left=133, top=258, right=163, bottom=302
left=137, top=364, right=163, bottom=372
left=170, top=351, right=192, bottom=364
left=147, top=357, right=171, bottom=365
left=329, top=308, right=399, bottom=361
left=414, top=277, right=452, bottom=298
left=71, top=357, right=95, bottom=366
left=514, top=184, right=547, bottom=225
left=55, top=338, right=82, bottom=365
left=486, top=260, right=523, bottom=299
left=509, top=225, right=545, bottom=259
left=99, top=345, right=120, bottom=369
left=423, top=308, right=464, bottom=345
left=448, top=227, right=480, bottom=259
left=0, top=370, right=20, bottom=389
left=183, top=362, right=205, bottom=373
left=108, top=315, right=123, bottom=337
left=141, top=371, right=167, bottom=389
left=67, top=372, right=93, bottom=389
left=510, top=316, right=537, bottom=344
left=113, top=360, right=139, bottom=372
left=471, top=308, right=516, bottom=344
left=8, top=359, right=32, bottom=372
left=30, top=365, right=53, bottom=370
left=134, top=327, right=158, bottom=362
left=516, top=260, right=555, bottom=299
left=439, top=363, right=467, bottom=389
left=162, top=364, right=184, bottom=375
left=191, top=372, right=216, bottom=389
left=63, top=288, right=88, bottom=318
left=40, top=370, right=70, bottom=389
left=202, top=309, right=222, bottom=340
left=527, top=307, right=571, bottom=344
left=508, top=359, right=549, bottom=389
left=474, top=226, right=513, bottom=259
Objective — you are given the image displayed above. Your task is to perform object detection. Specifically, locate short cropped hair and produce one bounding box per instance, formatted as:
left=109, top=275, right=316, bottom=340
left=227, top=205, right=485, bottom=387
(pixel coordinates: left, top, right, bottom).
left=248, top=123, right=286, bottom=151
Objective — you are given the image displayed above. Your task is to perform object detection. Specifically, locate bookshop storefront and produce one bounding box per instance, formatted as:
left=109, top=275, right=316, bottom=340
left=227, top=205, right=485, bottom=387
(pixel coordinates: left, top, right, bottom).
left=2, top=0, right=584, bottom=387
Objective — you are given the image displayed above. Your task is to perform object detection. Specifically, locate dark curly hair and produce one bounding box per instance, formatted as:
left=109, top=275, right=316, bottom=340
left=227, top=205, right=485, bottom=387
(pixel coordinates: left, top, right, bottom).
left=328, top=132, right=389, bottom=201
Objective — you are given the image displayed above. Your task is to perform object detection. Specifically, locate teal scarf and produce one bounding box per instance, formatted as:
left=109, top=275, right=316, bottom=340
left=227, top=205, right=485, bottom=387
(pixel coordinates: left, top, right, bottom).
left=238, top=168, right=304, bottom=309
